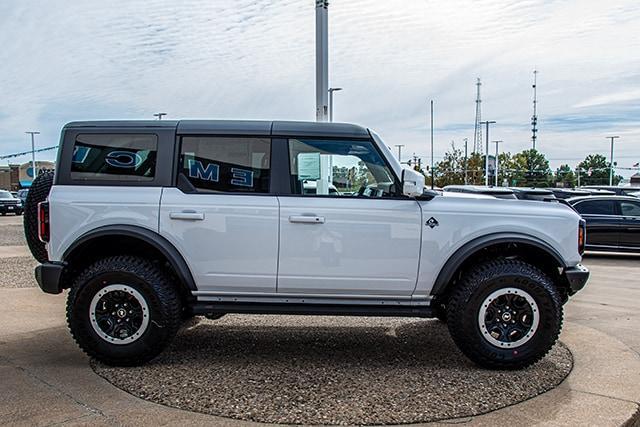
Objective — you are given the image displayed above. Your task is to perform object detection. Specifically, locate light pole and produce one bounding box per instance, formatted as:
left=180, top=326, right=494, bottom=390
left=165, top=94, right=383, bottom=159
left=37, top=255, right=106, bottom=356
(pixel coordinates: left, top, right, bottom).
left=395, top=144, right=405, bottom=163
left=463, top=138, right=468, bottom=185
left=607, top=136, right=619, bottom=186
left=492, top=140, right=503, bottom=186
left=25, top=131, right=40, bottom=183
left=328, top=87, right=342, bottom=122
left=480, top=121, right=496, bottom=186
left=153, top=112, right=167, bottom=120
left=315, top=0, right=329, bottom=122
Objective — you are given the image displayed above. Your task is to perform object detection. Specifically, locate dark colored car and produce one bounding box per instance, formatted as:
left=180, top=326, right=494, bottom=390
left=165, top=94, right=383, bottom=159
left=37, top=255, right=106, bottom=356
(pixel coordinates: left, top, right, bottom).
left=581, top=186, right=640, bottom=197
left=510, top=187, right=557, bottom=201
left=547, top=188, right=592, bottom=199
left=0, top=190, right=24, bottom=215
left=568, top=196, right=640, bottom=252
left=443, top=185, right=517, bottom=199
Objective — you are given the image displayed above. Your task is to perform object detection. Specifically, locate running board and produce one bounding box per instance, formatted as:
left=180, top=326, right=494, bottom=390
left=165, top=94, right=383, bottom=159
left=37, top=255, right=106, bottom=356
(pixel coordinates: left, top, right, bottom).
left=192, top=302, right=435, bottom=318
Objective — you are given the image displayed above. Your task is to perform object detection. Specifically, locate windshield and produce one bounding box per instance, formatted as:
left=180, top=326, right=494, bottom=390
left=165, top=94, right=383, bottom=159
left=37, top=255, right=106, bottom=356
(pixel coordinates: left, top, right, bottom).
left=0, top=191, right=13, bottom=199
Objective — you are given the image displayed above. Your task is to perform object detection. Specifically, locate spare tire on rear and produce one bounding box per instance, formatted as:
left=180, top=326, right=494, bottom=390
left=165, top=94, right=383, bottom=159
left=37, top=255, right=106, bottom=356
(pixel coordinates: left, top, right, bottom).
left=24, top=171, right=54, bottom=263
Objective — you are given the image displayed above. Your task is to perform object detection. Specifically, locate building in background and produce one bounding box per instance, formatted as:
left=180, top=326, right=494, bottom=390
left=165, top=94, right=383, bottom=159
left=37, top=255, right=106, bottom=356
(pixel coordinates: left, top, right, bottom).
left=19, top=161, right=55, bottom=188
left=0, top=161, right=55, bottom=190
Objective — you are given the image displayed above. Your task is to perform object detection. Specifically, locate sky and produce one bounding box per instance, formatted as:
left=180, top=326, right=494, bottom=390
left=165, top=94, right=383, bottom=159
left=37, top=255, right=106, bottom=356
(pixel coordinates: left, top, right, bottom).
left=0, top=0, right=639, bottom=178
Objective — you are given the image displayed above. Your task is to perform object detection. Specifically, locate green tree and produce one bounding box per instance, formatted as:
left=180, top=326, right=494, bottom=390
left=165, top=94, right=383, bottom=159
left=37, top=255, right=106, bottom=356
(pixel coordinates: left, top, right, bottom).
left=434, top=143, right=465, bottom=187
left=577, top=154, right=623, bottom=186
left=555, top=164, right=576, bottom=188
left=510, top=149, right=553, bottom=187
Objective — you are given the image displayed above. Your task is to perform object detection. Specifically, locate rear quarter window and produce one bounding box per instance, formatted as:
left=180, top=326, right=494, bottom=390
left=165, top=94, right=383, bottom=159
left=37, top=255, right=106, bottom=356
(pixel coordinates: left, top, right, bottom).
left=71, top=134, right=158, bottom=181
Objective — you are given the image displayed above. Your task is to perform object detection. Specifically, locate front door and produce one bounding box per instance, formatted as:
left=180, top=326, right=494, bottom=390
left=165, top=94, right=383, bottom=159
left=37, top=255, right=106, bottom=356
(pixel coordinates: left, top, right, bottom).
left=160, top=136, right=279, bottom=294
left=277, top=137, right=422, bottom=296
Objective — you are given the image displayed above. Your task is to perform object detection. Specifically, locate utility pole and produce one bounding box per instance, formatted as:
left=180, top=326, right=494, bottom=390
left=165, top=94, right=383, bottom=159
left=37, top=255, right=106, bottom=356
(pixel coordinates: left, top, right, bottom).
left=607, top=136, right=619, bottom=185
left=153, top=113, right=167, bottom=120
left=430, top=100, right=434, bottom=189
left=463, top=137, right=468, bottom=185
left=315, top=0, right=329, bottom=122
left=480, top=121, right=496, bottom=186
left=493, top=140, right=503, bottom=186
left=531, top=70, right=538, bottom=150
left=577, top=167, right=581, bottom=188
left=25, top=131, right=40, bottom=183
left=328, top=87, right=342, bottom=122
left=394, top=145, right=405, bottom=162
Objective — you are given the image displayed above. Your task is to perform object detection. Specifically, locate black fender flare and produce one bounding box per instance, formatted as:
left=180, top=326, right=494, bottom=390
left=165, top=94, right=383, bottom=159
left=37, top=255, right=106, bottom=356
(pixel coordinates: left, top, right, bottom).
left=431, top=232, right=567, bottom=296
left=63, top=225, right=197, bottom=292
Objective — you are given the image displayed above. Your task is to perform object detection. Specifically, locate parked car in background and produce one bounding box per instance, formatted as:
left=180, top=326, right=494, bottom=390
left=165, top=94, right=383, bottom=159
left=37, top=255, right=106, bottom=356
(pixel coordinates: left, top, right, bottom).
left=547, top=188, right=591, bottom=199
left=568, top=196, right=640, bottom=252
left=17, top=189, right=29, bottom=204
left=578, top=188, right=616, bottom=196
left=0, top=190, right=23, bottom=215
left=581, top=185, right=640, bottom=196
left=443, top=185, right=517, bottom=199
left=510, top=188, right=556, bottom=202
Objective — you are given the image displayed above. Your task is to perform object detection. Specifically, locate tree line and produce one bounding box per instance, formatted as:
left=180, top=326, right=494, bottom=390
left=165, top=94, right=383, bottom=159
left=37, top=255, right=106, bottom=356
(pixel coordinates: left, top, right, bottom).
left=415, top=144, right=624, bottom=188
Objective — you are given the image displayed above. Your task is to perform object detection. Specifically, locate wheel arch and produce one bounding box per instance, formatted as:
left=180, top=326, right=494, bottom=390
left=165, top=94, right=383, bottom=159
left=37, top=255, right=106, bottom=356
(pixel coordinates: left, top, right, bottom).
left=62, top=225, right=197, bottom=297
left=431, top=232, right=568, bottom=298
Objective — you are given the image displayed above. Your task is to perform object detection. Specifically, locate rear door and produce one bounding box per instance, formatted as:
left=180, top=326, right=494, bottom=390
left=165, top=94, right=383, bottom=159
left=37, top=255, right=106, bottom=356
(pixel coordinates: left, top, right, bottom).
left=572, top=199, right=620, bottom=249
left=618, top=199, right=640, bottom=249
left=159, top=135, right=279, bottom=295
left=277, top=137, right=422, bottom=297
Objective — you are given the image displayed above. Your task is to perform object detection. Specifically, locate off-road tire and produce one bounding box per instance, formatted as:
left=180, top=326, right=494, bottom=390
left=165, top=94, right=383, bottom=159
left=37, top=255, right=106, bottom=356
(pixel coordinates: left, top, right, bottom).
left=447, top=259, right=563, bottom=369
left=67, top=256, right=182, bottom=366
left=23, top=171, right=54, bottom=262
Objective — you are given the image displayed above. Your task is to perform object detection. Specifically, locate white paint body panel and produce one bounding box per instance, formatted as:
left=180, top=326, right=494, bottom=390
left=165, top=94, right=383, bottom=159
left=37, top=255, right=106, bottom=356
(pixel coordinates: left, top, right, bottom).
left=277, top=197, right=422, bottom=296
left=415, top=197, right=583, bottom=296
left=47, top=186, right=162, bottom=261
left=159, top=188, right=279, bottom=293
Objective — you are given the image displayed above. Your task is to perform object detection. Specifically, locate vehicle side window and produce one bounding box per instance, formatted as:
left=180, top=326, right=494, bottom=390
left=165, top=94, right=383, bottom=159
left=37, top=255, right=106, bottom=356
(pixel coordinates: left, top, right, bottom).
left=620, top=201, right=640, bottom=217
left=180, top=137, right=271, bottom=193
left=287, top=138, right=399, bottom=198
left=71, top=134, right=157, bottom=181
left=575, top=200, right=616, bottom=215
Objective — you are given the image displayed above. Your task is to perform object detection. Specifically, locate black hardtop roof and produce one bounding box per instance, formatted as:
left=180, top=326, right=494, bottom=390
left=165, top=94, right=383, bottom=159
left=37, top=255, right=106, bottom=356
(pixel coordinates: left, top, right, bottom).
left=63, top=120, right=371, bottom=139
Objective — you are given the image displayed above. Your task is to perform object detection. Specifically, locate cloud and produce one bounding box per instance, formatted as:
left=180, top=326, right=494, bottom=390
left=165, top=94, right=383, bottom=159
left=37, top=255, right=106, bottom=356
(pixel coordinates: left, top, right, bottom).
left=0, top=0, right=638, bottom=176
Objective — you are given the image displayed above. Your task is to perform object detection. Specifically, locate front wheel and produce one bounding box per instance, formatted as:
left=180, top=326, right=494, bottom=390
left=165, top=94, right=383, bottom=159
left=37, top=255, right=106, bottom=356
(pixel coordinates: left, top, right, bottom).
left=447, top=259, right=563, bottom=369
left=67, top=256, right=182, bottom=366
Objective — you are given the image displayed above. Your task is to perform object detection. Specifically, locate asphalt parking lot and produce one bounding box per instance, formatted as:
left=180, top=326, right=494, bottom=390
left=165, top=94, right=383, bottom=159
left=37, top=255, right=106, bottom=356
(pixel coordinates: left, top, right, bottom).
left=0, top=214, right=638, bottom=426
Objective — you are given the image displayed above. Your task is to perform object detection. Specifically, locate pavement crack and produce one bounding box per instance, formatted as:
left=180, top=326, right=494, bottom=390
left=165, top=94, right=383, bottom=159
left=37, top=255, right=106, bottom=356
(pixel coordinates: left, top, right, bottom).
left=0, top=353, right=119, bottom=424
left=559, top=385, right=640, bottom=405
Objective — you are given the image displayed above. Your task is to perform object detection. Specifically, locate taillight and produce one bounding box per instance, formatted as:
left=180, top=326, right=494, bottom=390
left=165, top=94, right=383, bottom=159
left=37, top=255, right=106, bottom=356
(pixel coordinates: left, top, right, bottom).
left=38, top=201, right=50, bottom=243
left=578, top=219, right=586, bottom=255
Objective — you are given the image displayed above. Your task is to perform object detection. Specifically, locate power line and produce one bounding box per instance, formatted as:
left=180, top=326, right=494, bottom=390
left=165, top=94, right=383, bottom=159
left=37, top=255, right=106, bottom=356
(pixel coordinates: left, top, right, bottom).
left=0, top=145, right=58, bottom=160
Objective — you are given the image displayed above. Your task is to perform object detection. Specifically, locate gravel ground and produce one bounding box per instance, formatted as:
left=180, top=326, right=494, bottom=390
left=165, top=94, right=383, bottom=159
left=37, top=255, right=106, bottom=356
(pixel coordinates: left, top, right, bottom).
left=93, top=316, right=572, bottom=425
left=0, top=256, right=39, bottom=288
left=0, top=224, right=26, bottom=246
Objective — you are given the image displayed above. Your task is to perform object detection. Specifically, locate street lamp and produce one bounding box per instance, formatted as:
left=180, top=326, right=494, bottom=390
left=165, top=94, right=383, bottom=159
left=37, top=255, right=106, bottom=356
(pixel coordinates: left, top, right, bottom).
left=607, top=136, right=619, bottom=186
left=463, top=138, right=468, bottom=184
left=328, top=87, right=342, bottom=122
left=153, top=112, right=167, bottom=120
left=395, top=144, right=405, bottom=163
left=25, top=131, right=40, bottom=183
left=480, top=121, right=496, bottom=186
left=492, top=140, right=503, bottom=186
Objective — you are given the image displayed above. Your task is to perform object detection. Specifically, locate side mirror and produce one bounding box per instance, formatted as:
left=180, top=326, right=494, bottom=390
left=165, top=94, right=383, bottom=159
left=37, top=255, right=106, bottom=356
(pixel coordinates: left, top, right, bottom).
left=402, top=168, right=425, bottom=197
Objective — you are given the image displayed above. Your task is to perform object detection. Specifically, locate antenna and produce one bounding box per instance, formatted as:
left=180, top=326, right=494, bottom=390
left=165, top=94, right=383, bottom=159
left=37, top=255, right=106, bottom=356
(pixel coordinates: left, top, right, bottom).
left=473, top=78, right=483, bottom=154
left=531, top=69, right=538, bottom=150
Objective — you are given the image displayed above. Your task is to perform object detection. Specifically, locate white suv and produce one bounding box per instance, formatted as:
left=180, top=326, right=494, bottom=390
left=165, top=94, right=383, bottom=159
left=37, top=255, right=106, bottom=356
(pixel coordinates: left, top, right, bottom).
left=27, top=120, right=589, bottom=369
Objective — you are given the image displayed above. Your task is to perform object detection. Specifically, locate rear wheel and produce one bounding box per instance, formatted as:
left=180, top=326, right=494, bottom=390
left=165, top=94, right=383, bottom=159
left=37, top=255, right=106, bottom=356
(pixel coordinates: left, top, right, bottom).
left=447, top=259, right=562, bottom=369
left=67, top=256, right=182, bottom=366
